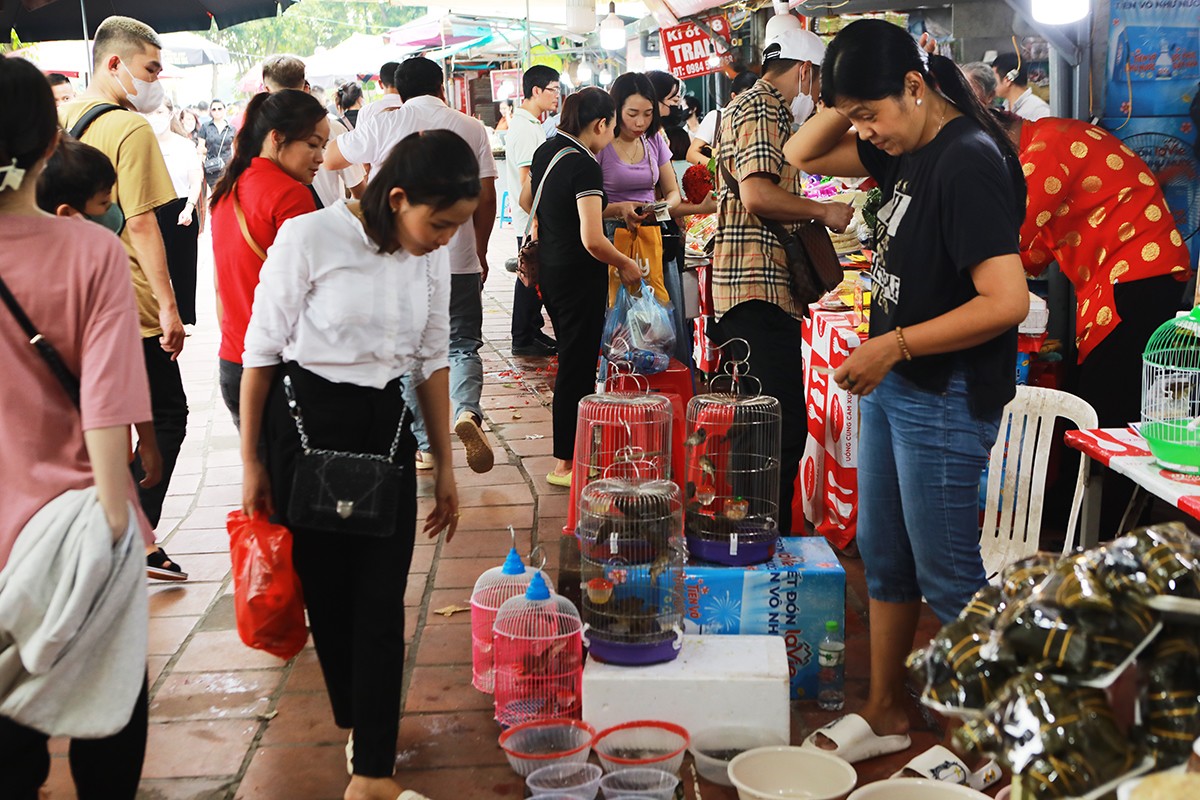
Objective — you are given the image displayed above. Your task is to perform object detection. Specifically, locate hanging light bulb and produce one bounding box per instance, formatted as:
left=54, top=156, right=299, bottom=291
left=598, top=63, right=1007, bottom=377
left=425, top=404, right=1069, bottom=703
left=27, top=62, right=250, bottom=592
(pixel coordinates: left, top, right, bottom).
left=577, top=59, right=593, bottom=83
left=599, top=2, right=626, bottom=51
left=1031, top=0, right=1089, bottom=25
left=599, top=67, right=614, bottom=86
left=764, top=11, right=802, bottom=41
left=565, top=0, right=595, bottom=35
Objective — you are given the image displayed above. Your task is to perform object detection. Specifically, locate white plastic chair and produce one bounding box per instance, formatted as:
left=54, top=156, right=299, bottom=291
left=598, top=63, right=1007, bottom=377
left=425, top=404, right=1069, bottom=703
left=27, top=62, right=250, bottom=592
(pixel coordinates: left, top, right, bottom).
left=980, top=386, right=1098, bottom=582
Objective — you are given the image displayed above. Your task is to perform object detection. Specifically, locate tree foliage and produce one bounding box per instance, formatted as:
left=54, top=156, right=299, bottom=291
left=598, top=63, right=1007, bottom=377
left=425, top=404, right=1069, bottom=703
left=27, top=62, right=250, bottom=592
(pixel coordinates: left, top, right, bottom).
left=214, top=0, right=427, bottom=75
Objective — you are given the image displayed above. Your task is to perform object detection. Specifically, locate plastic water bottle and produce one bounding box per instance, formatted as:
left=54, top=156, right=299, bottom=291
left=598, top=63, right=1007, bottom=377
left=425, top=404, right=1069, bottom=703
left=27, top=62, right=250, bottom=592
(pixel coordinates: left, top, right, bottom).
left=818, top=620, right=845, bottom=711
left=620, top=349, right=670, bottom=375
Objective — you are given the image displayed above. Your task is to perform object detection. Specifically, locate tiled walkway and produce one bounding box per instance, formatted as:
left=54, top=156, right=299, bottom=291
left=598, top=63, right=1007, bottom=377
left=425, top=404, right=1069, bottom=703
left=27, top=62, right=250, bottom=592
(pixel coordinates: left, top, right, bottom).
left=41, top=222, right=964, bottom=799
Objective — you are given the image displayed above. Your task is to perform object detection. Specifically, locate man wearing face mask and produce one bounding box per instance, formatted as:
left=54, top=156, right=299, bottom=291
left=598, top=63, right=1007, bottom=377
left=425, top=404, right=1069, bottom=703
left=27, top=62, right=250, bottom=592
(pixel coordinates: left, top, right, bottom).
left=59, top=15, right=190, bottom=582
left=710, top=26, right=852, bottom=536
left=787, top=28, right=826, bottom=128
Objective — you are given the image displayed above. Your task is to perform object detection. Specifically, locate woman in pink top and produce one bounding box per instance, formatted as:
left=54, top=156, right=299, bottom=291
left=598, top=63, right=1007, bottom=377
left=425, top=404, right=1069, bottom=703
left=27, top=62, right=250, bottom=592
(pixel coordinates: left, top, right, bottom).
left=210, top=89, right=327, bottom=427
left=0, top=57, right=153, bottom=799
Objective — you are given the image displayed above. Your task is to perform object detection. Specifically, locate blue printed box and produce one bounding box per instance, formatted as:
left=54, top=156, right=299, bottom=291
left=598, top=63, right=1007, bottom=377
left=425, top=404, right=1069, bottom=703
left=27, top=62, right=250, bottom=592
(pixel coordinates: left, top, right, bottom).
left=681, top=536, right=845, bottom=700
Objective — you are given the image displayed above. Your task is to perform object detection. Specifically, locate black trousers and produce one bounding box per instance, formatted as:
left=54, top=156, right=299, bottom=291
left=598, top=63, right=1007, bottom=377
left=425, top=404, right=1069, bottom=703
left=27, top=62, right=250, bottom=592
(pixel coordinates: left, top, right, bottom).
left=0, top=677, right=148, bottom=800
left=130, top=338, right=189, bottom=528
left=1073, top=274, right=1182, bottom=535
left=539, top=258, right=608, bottom=462
left=512, top=236, right=547, bottom=345
left=264, top=363, right=417, bottom=778
left=155, top=198, right=199, bottom=325
left=709, top=300, right=805, bottom=535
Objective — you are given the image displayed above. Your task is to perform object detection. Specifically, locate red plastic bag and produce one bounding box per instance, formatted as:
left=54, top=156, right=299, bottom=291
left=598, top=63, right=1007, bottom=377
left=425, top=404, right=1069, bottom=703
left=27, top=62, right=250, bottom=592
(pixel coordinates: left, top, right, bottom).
left=226, top=510, right=307, bottom=660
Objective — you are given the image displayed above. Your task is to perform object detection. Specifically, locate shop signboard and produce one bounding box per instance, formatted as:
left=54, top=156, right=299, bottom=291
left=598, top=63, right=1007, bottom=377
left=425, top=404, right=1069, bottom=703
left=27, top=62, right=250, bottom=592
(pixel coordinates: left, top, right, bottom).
left=490, top=69, right=523, bottom=102
left=660, top=16, right=731, bottom=80
left=1106, top=0, right=1200, bottom=118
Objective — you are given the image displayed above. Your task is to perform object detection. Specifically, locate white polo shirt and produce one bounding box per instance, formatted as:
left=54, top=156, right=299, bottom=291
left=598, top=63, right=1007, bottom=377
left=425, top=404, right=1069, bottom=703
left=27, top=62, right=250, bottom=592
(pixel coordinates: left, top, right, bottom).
left=336, top=94, right=498, bottom=275
left=504, top=106, right=549, bottom=234
left=356, top=93, right=403, bottom=127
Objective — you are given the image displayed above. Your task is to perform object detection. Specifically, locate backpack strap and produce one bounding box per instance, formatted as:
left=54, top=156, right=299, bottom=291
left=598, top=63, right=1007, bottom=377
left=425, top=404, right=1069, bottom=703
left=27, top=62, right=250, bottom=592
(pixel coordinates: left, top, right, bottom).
left=68, top=103, right=124, bottom=139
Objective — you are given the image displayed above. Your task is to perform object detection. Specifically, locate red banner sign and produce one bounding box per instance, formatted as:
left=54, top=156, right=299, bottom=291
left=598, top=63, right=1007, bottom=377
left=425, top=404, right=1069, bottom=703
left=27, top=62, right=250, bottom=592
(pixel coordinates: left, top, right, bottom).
left=660, top=16, right=730, bottom=80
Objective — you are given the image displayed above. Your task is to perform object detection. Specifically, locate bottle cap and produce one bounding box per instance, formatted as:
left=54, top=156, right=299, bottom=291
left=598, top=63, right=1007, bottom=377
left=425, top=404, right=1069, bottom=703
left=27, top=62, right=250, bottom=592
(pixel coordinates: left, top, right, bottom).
left=826, top=620, right=839, bottom=632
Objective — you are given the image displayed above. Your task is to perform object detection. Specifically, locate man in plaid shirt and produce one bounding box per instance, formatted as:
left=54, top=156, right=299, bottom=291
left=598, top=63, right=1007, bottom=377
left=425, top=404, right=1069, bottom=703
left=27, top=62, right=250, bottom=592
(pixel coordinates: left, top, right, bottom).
left=712, top=27, right=853, bottom=534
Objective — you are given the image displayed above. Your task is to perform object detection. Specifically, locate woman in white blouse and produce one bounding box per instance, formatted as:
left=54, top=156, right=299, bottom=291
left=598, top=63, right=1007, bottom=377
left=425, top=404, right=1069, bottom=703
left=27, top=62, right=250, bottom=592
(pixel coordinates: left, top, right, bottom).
left=239, top=130, right=477, bottom=800
left=147, top=99, right=204, bottom=325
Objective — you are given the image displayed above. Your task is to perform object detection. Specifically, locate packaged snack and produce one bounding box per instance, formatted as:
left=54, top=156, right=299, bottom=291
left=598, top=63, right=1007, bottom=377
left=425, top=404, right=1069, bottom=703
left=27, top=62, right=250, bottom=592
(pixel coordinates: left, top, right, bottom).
left=1139, top=628, right=1200, bottom=767
left=911, top=586, right=1013, bottom=714
left=999, top=553, right=1057, bottom=601
left=1102, top=523, right=1200, bottom=601
left=957, top=674, right=1137, bottom=798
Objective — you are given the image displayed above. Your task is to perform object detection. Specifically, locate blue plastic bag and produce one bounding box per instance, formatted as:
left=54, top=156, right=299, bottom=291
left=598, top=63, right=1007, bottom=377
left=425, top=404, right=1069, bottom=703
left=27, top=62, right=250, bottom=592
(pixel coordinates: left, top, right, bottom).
left=602, top=280, right=675, bottom=375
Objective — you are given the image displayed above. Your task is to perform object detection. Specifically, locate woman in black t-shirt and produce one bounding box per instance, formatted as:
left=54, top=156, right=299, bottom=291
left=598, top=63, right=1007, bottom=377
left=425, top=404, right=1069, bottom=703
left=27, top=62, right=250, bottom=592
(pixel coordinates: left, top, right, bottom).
left=787, top=20, right=1029, bottom=766
left=520, top=88, right=642, bottom=487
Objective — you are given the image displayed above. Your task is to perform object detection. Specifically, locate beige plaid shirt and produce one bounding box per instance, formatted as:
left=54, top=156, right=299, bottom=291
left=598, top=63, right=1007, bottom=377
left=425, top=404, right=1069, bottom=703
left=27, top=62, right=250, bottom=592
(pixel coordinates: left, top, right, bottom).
left=712, top=80, right=806, bottom=321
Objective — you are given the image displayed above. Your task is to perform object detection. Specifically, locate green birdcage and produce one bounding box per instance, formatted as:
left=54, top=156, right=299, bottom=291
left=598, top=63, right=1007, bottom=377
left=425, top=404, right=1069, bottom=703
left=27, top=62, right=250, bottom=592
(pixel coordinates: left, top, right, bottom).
left=1140, top=307, right=1200, bottom=473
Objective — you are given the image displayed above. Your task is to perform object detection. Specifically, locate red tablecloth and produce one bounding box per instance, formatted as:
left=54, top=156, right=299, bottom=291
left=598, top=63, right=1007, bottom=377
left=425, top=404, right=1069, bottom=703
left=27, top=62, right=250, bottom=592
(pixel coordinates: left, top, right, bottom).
left=794, top=307, right=864, bottom=550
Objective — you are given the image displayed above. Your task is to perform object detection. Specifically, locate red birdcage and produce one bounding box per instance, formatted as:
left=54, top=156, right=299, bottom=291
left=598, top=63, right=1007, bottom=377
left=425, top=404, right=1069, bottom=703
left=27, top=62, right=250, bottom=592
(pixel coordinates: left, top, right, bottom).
left=492, top=572, right=584, bottom=728
left=470, top=538, right=541, bottom=693
left=566, top=392, right=675, bottom=536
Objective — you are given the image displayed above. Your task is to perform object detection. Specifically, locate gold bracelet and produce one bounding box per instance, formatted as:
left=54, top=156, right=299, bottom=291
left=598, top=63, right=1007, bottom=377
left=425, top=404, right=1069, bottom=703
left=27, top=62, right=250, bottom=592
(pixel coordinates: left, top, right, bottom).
left=895, top=326, right=913, bottom=361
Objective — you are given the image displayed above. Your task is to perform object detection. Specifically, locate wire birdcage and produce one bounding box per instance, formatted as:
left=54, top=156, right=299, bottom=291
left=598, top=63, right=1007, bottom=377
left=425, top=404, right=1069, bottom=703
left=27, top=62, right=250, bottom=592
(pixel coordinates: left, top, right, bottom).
left=492, top=572, right=584, bottom=728
left=1141, top=307, right=1200, bottom=473
left=566, top=393, right=675, bottom=535
left=684, top=343, right=782, bottom=565
left=470, top=530, right=545, bottom=694
left=576, top=478, right=685, bottom=666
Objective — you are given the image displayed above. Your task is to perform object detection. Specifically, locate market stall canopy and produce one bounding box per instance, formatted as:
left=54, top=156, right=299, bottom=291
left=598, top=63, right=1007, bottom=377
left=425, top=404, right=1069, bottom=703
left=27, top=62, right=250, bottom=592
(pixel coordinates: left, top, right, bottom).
left=411, top=2, right=654, bottom=32
left=1, top=0, right=295, bottom=42
left=302, top=32, right=415, bottom=85
left=159, top=31, right=230, bottom=66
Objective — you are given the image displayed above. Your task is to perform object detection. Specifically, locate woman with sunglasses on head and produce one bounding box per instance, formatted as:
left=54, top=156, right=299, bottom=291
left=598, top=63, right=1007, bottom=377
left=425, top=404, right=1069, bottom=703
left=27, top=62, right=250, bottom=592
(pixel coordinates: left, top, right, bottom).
left=786, top=19, right=1029, bottom=768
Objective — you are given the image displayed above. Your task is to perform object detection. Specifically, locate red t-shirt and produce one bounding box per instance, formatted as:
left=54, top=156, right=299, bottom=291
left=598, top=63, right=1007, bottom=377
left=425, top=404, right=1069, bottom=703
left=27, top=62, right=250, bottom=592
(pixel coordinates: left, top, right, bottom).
left=212, top=158, right=316, bottom=363
left=1018, top=119, right=1190, bottom=361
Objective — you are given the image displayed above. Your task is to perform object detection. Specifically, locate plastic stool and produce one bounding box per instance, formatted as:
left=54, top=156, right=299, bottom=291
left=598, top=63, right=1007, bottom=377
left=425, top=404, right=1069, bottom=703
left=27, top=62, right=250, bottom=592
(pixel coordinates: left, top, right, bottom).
left=499, top=191, right=513, bottom=226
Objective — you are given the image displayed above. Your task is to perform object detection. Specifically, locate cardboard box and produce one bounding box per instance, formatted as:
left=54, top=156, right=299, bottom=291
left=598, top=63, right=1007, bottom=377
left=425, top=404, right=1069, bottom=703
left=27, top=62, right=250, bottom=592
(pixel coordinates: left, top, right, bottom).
left=681, top=536, right=846, bottom=700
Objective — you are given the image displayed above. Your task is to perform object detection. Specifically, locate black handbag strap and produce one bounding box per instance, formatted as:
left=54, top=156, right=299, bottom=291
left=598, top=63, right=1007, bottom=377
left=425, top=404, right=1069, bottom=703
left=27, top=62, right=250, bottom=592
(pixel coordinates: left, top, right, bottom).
left=0, top=274, right=81, bottom=408
left=68, top=103, right=123, bottom=139
left=712, top=106, right=803, bottom=249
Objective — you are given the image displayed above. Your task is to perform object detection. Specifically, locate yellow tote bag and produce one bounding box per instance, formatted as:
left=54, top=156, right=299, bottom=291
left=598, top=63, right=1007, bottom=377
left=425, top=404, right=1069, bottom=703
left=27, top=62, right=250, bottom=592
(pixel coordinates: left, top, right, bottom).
left=608, top=224, right=670, bottom=307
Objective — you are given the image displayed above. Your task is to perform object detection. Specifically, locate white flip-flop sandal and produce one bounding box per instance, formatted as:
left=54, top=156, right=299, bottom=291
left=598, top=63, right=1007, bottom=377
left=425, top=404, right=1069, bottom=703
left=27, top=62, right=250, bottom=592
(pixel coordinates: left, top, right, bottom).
left=397, top=791, right=433, bottom=800
left=801, top=713, right=912, bottom=764
left=892, top=744, right=1002, bottom=791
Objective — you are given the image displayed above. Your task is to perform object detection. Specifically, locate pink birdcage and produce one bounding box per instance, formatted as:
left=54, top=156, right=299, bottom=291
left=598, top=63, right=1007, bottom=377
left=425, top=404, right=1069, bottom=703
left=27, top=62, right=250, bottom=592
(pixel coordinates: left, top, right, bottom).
left=566, top=392, right=675, bottom=536
left=470, top=536, right=541, bottom=694
left=492, top=572, right=584, bottom=728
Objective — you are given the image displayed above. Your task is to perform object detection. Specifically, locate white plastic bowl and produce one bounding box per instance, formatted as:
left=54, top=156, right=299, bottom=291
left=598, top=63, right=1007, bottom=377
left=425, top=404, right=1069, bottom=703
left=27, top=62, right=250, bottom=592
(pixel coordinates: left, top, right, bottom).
left=847, top=778, right=992, bottom=799
left=498, top=718, right=595, bottom=777
left=598, top=767, right=680, bottom=799
left=526, top=762, right=604, bottom=799
left=727, top=746, right=857, bottom=800
left=689, top=726, right=789, bottom=787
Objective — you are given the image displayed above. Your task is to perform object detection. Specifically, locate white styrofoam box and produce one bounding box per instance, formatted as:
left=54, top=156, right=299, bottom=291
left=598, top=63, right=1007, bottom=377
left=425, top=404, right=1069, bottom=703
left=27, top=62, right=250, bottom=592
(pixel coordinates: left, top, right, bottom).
left=582, top=634, right=789, bottom=745
left=1019, top=292, right=1049, bottom=335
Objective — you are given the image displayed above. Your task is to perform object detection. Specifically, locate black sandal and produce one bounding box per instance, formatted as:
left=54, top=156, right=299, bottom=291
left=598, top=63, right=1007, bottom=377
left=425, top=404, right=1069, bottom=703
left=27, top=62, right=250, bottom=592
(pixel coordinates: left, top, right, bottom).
left=146, top=547, right=188, bottom=581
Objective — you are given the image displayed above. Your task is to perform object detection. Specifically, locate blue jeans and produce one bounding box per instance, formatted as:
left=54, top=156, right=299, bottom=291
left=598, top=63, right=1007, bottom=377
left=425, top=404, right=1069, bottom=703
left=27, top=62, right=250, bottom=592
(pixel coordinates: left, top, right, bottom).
left=403, top=272, right=484, bottom=451
left=857, top=370, right=999, bottom=624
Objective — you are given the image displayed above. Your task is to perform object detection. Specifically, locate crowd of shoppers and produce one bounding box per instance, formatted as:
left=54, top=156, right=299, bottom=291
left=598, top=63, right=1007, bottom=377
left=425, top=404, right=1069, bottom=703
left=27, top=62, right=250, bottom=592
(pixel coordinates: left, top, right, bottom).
left=3, top=8, right=1198, bottom=799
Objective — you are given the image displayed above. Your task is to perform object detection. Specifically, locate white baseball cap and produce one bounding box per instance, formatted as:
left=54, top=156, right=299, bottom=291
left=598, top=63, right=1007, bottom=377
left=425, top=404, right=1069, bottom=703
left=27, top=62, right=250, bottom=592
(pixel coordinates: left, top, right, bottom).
left=763, top=28, right=826, bottom=66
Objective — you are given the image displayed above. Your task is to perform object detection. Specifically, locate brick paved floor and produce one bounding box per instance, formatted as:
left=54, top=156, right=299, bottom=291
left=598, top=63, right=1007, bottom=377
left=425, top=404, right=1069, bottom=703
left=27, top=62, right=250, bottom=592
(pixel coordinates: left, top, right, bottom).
left=38, top=221, right=992, bottom=799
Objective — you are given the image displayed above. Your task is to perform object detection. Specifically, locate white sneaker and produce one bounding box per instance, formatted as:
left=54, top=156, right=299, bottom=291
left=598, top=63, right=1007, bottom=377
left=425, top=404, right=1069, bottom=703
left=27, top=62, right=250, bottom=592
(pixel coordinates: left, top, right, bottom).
left=414, top=451, right=435, bottom=470
left=454, top=412, right=494, bottom=473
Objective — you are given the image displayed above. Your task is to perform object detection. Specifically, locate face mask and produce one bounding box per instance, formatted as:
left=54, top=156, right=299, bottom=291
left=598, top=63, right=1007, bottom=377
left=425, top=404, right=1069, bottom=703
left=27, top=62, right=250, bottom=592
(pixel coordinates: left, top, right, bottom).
left=662, top=106, right=687, bottom=127
left=119, top=60, right=166, bottom=114
left=147, top=114, right=170, bottom=136
left=791, top=67, right=816, bottom=124
left=87, top=202, right=126, bottom=235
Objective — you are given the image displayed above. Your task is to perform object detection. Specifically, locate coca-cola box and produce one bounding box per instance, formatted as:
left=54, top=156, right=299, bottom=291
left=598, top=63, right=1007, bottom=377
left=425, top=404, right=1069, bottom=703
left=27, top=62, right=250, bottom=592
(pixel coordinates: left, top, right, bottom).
left=679, top=535, right=845, bottom=700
